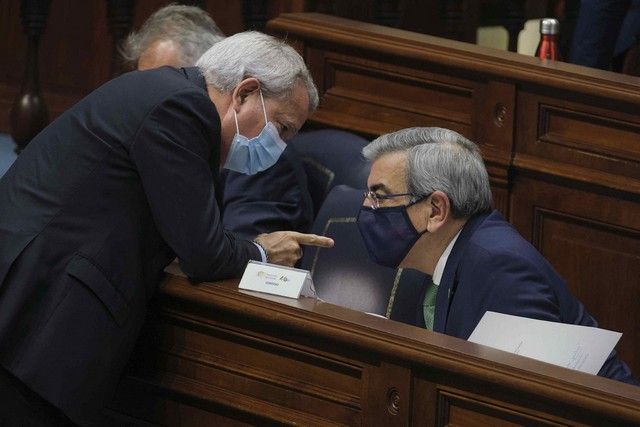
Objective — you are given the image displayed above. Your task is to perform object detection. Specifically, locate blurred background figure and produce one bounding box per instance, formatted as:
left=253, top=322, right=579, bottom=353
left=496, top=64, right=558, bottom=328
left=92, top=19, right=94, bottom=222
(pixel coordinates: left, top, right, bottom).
left=121, top=3, right=225, bottom=70
left=568, top=0, right=640, bottom=74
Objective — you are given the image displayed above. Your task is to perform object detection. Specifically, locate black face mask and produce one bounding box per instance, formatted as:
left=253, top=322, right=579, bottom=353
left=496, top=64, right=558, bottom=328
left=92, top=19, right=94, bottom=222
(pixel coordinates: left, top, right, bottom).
left=356, top=198, right=428, bottom=268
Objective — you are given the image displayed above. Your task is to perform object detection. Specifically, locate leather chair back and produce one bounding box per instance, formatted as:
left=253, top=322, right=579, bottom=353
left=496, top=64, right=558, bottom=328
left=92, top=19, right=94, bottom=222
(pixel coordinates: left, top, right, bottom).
left=289, top=129, right=371, bottom=216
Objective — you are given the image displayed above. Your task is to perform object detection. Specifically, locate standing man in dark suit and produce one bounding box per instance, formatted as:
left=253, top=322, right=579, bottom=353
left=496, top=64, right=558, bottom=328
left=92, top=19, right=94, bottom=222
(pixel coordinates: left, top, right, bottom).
left=0, top=31, right=333, bottom=426
left=355, top=127, right=637, bottom=385
left=123, top=4, right=314, bottom=239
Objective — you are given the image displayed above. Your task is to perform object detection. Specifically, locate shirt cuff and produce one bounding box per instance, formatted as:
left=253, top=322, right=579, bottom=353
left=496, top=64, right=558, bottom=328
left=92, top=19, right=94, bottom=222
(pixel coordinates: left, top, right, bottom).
left=252, top=241, right=268, bottom=263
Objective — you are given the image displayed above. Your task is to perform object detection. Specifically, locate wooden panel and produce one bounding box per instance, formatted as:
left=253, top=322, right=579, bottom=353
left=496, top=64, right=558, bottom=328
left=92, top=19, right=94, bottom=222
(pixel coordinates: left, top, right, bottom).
left=268, top=13, right=640, bottom=103
left=516, top=90, right=640, bottom=193
left=306, top=48, right=476, bottom=137
left=108, top=377, right=262, bottom=426
left=362, top=361, right=411, bottom=426
left=489, top=187, right=509, bottom=217
left=437, top=388, right=572, bottom=426
left=107, top=277, right=640, bottom=425
left=474, top=80, right=516, bottom=216
left=415, top=368, right=619, bottom=427
left=114, top=309, right=366, bottom=425
left=538, top=213, right=640, bottom=379
left=510, top=176, right=640, bottom=378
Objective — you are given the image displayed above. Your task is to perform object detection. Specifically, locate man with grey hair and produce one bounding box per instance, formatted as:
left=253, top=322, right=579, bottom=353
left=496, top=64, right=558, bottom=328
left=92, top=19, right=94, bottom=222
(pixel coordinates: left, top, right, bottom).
left=123, top=4, right=314, bottom=239
left=121, top=4, right=225, bottom=70
left=0, top=31, right=332, bottom=425
left=356, top=127, right=636, bottom=384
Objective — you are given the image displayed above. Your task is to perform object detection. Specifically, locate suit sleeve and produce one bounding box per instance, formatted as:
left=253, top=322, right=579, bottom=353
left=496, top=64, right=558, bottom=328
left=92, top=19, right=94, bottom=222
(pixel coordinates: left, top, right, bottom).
left=130, top=88, right=260, bottom=282
left=482, top=253, right=561, bottom=322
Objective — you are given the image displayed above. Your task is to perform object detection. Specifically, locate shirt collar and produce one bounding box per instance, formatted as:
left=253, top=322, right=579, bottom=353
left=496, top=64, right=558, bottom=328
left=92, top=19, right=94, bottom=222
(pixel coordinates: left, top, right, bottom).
left=181, top=66, right=207, bottom=91
left=432, top=228, right=462, bottom=286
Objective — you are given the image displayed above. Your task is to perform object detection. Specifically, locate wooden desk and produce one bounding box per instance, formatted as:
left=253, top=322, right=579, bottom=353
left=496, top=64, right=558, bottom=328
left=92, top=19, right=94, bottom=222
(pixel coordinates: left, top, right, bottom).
left=266, top=13, right=640, bottom=377
left=107, top=274, right=640, bottom=426
left=107, top=13, right=640, bottom=425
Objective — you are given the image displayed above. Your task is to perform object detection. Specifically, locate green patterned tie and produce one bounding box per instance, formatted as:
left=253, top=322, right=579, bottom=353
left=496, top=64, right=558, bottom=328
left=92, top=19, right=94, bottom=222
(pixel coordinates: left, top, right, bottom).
left=422, top=280, right=438, bottom=330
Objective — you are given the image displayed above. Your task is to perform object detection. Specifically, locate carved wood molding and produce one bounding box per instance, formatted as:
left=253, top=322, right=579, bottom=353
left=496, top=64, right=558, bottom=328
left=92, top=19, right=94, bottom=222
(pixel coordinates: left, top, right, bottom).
left=268, top=13, right=640, bottom=104
left=512, top=153, right=640, bottom=194
left=536, top=104, right=640, bottom=166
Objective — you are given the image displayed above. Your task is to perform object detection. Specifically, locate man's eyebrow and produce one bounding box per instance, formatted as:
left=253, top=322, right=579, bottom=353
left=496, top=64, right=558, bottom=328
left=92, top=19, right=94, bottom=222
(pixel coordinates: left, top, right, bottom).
left=370, top=183, right=391, bottom=194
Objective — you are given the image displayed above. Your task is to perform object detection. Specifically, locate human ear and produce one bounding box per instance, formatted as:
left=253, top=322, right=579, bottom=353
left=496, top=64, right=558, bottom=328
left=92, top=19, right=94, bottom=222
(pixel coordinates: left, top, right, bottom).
left=426, top=191, right=450, bottom=232
left=231, top=77, right=261, bottom=109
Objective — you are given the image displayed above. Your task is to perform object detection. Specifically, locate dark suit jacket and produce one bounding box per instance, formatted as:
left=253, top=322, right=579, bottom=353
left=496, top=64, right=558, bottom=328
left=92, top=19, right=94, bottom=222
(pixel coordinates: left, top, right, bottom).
left=218, top=145, right=313, bottom=239
left=570, top=0, right=640, bottom=68
left=418, top=211, right=636, bottom=384
left=0, top=66, right=260, bottom=425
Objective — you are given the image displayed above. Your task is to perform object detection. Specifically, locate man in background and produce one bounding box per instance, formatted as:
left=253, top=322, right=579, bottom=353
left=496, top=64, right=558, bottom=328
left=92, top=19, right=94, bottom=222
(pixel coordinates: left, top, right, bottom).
left=356, top=127, right=637, bottom=385
left=121, top=3, right=225, bottom=70
left=122, top=4, right=314, bottom=239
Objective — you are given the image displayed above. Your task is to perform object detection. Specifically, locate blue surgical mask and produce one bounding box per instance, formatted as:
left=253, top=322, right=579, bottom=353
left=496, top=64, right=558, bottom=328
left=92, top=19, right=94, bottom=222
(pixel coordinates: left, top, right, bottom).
left=356, top=199, right=428, bottom=268
left=224, top=90, right=286, bottom=175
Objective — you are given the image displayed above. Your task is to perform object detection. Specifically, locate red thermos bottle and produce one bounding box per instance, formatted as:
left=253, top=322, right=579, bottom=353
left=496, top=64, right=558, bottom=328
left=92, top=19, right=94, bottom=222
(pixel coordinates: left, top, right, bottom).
left=537, top=18, right=562, bottom=61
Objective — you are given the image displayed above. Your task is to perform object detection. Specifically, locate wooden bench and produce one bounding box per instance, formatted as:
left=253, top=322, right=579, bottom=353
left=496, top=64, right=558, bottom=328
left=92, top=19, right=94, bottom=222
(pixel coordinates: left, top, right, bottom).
left=107, top=276, right=640, bottom=425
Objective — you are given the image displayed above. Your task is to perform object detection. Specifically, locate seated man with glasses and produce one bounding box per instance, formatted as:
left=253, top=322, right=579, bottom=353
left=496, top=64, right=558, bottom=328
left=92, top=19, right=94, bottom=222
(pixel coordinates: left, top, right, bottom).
left=355, top=127, right=637, bottom=384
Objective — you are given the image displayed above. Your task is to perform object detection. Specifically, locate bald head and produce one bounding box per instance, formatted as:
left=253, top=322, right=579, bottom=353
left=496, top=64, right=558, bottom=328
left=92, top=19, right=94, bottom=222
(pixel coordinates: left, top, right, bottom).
left=137, top=39, right=182, bottom=70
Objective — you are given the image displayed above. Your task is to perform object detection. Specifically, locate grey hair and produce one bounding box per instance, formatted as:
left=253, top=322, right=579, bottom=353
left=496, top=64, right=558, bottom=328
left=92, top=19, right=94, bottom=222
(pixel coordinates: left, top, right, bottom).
left=195, top=31, right=319, bottom=112
left=363, top=127, right=493, bottom=218
left=121, top=4, right=225, bottom=67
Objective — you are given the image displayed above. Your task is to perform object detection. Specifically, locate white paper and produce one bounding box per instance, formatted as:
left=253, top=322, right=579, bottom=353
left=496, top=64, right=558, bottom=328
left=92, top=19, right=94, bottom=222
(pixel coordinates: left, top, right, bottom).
left=238, top=260, right=316, bottom=299
left=468, top=311, right=622, bottom=375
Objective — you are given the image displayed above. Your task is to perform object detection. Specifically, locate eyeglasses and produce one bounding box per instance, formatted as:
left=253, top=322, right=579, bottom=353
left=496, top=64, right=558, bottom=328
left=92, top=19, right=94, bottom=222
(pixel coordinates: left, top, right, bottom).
left=363, top=190, right=419, bottom=210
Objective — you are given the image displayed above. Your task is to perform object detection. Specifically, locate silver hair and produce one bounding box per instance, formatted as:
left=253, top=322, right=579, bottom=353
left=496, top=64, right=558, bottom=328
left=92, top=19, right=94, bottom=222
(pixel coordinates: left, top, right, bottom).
left=363, top=127, right=493, bottom=218
left=121, top=4, right=225, bottom=67
left=195, top=31, right=319, bottom=112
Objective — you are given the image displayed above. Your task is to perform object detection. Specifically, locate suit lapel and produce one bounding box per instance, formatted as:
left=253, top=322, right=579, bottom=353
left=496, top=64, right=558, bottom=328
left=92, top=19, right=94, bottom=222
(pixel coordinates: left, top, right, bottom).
left=387, top=270, right=432, bottom=327
left=433, top=211, right=492, bottom=332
